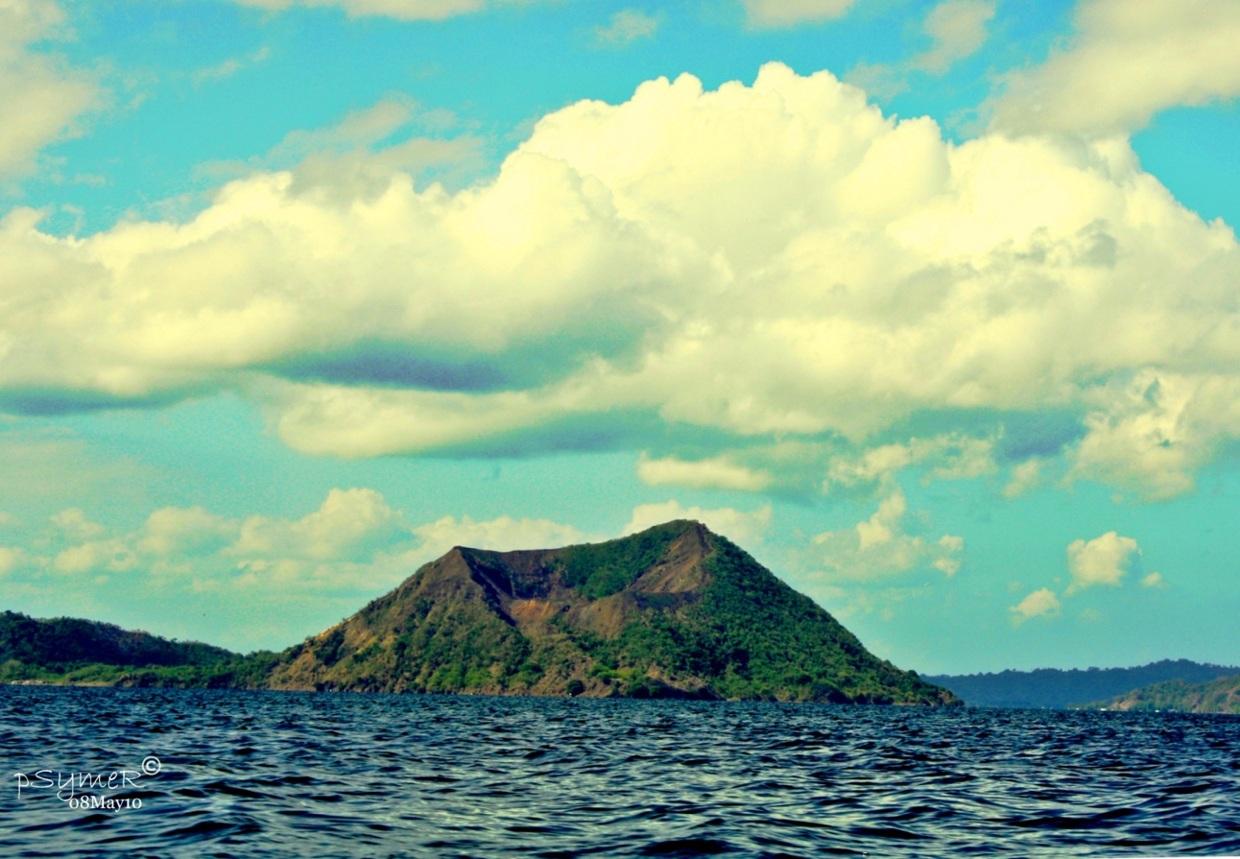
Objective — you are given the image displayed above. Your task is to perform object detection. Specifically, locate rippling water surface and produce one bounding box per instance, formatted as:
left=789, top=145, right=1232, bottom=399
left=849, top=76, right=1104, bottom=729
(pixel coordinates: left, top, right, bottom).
left=2, top=687, right=1238, bottom=856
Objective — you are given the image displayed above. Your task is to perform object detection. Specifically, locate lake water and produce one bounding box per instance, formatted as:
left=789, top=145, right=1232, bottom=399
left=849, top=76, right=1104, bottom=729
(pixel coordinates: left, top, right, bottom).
left=2, top=686, right=1238, bottom=856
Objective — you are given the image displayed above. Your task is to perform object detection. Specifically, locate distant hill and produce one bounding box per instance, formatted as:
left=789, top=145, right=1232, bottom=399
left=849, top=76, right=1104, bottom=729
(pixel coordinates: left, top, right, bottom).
left=928, top=660, right=1240, bottom=709
left=269, top=520, right=956, bottom=704
left=1093, top=674, right=1240, bottom=715
left=0, top=610, right=234, bottom=669
left=0, top=610, right=274, bottom=688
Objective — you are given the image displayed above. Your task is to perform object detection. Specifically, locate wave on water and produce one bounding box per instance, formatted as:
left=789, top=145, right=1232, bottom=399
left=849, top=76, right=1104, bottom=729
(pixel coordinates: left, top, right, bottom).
left=3, top=687, right=1238, bottom=856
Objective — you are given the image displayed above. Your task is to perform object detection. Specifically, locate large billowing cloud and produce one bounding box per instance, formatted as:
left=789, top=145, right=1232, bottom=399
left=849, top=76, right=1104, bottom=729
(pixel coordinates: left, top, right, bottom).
left=2, top=63, right=1238, bottom=500
left=991, top=0, right=1240, bottom=135
left=0, top=0, right=99, bottom=178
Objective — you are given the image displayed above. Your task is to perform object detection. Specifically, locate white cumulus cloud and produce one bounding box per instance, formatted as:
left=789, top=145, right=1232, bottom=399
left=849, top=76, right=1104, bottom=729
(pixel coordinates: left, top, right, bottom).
left=810, top=490, right=963, bottom=581
left=1066, top=530, right=1140, bottom=593
left=822, top=433, right=996, bottom=494
left=50, top=508, right=105, bottom=541
left=139, top=506, right=239, bottom=558
left=1071, top=371, right=1240, bottom=501
left=1, top=64, right=1237, bottom=502
left=1010, top=587, right=1060, bottom=623
left=51, top=538, right=136, bottom=575
left=232, top=488, right=407, bottom=562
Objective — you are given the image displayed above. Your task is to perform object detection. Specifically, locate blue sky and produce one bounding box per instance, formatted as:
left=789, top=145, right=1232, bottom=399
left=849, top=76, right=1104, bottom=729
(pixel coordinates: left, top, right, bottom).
left=1, top=0, right=1237, bottom=673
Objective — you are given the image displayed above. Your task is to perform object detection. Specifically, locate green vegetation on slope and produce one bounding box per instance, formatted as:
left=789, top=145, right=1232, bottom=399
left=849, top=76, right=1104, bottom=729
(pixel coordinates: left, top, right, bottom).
left=263, top=543, right=548, bottom=694
left=1093, top=674, right=1240, bottom=715
left=0, top=610, right=233, bottom=667
left=266, top=521, right=954, bottom=704
left=0, top=653, right=281, bottom=688
left=555, top=522, right=683, bottom=599
left=602, top=536, right=944, bottom=703
left=928, top=659, right=1240, bottom=708
left=0, top=610, right=277, bottom=688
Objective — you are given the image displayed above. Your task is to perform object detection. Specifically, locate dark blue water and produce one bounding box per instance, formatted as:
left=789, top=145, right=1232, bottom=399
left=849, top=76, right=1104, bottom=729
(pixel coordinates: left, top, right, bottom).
left=2, top=687, right=1237, bottom=857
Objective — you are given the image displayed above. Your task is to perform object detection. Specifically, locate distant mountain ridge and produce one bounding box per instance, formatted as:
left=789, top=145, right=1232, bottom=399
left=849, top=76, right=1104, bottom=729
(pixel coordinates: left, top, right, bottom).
left=2, top=521, right=955, bottom=705
left=1093, top=674, right=1240, bottom=715
left=928, top=660, right=1240, bottom=709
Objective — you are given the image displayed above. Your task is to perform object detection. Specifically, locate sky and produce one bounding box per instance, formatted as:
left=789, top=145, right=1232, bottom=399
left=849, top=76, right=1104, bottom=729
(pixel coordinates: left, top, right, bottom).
left=0, top=0, right=1237, bottom=674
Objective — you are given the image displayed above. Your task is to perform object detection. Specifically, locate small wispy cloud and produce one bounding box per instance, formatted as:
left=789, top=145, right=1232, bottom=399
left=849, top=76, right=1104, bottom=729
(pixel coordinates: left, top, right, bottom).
left=911, top=0, right=995, bottom=74
left=741, top=0, right=854, bottom=29
left=593, top=9, right=660, bottom=47
left=193, top=94, right=482, bottom=188
left=234, top=0, right=489, bottom=22
left=1140, top=571, right=1166, bottom=589
left=637, top=453, right=773, bottom=492
left=192, top=46, right=272, bottom=86
left=847, top=0, right=995, bottom=98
